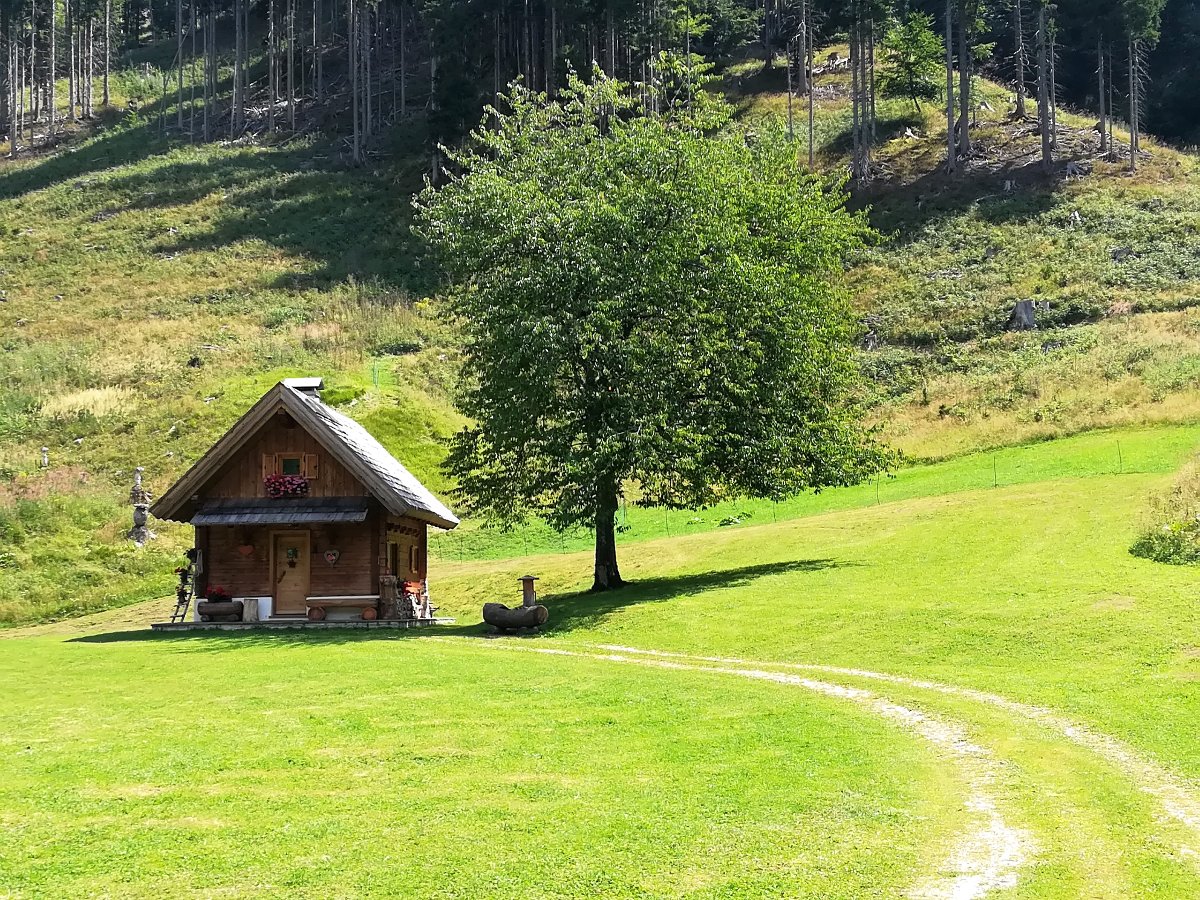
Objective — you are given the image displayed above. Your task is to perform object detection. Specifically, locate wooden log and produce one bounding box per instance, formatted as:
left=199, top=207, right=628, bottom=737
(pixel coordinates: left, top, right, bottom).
left=482, top=602, right=549, bottom=631
left=196, top=600, right=244, bottom=622
left=307, top=606, right=326, bottom=621
left=361, top=607, right=377, bottom=621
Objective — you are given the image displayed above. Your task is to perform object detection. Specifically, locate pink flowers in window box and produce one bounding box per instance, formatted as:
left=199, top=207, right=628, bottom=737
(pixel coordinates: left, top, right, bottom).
left=264, top=473, right=310, bottom=498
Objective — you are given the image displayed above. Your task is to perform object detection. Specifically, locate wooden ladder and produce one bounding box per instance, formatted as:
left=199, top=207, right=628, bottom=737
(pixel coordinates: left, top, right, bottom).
left=169, top=565, right=196, bottom=623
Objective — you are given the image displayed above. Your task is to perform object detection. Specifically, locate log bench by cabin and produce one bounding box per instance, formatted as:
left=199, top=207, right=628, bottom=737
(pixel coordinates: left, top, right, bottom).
left=306, top=596, right=379, bottom=621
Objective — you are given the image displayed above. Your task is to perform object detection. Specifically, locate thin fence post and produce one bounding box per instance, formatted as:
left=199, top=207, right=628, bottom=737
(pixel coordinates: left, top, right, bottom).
left=1117, top=440, right=1123, bottom=473
left=993, top=455, right=998, bottom=488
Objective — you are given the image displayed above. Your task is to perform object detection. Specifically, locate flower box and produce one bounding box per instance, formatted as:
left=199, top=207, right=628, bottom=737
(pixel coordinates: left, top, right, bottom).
left=264, top=473, right=310, bottom=499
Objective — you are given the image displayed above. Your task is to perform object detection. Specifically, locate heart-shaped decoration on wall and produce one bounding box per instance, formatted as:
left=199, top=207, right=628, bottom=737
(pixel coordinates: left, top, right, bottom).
left=237, top=544, right=255, bottom=557
left=324, top=549, right=341, bottom=566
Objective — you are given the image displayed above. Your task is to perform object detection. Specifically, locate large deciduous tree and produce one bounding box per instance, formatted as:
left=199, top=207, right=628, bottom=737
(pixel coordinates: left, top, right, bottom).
left=415, top=71, right=891, bottom=591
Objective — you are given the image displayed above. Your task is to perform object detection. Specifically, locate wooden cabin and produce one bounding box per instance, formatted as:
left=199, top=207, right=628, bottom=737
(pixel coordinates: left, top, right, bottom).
left=151, top=378, right=459, bottom=624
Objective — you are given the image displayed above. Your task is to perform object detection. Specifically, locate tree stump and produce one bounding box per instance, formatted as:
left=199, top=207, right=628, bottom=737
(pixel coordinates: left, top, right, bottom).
left=307, top=606, right=326, bottom=621
left=362, top=607, right=377, bottom=621
left=482, top=602, right=549, bottom=632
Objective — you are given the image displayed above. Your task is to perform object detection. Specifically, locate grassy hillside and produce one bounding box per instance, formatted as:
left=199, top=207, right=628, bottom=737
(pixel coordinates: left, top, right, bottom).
left=2, top=45, right=1200, bottom=623
left=3, top=427, right=1199, bottom=896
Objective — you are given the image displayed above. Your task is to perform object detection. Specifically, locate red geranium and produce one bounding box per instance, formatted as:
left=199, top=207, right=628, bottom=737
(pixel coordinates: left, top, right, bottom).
left=264, top=473, right=309, bottom=498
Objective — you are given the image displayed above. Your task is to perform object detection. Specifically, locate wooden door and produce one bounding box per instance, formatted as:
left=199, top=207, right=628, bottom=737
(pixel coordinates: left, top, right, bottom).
left=273, top=531, right=310, bottom=616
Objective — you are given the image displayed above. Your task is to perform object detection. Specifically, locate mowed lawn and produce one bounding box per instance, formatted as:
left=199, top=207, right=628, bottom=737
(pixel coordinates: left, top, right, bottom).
left=2, top=423, right=1200, bottom=896
left=0, top=638, right=951, bottom=899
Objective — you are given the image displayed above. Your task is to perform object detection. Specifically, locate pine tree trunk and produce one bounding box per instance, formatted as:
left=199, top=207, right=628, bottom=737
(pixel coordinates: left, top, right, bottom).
left=1097, top=38, right=1106, bottom=152
left=176, top=0, right=183, bottom=128
left=1127, top=37, right=1138, bottom=171
left=957, top=4, right=970, bottom=157
left=268, top=0, right=276, bottom=133
left=102, top=0, right=109, bottom=107
left=1013, top=0, right=1026, bottom=117
left=944, top=0, right=955, bottom=173
left=1037, top=5, right=1051, bottom=169
left=288, top=0, right=295, bottom=130
left=1, top=3, right=9, bottom=152
left=850, top=9, right=860, bottom=181
left=591, top=483, right=624, bottom=591
left=1049, top=23, right=1057, bottom=147
left=806, top=2, right=814, bottom=167
left=350, top=0, right=361, bottom=164
left=868, top=16, right=876, bottom=145
left=66, top=0, right=75, bottom=122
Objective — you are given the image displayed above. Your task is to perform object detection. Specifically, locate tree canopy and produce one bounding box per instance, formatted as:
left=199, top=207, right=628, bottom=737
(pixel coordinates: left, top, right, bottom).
left=415, top=73, right=892, bottom=590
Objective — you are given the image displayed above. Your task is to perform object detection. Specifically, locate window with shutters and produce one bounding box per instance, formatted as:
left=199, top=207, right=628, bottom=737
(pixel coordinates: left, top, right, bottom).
left=263, top=453, right=320, bottom=479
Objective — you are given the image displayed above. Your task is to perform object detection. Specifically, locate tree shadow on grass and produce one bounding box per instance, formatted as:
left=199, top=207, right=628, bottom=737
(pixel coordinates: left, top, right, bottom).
left=541, top=558, right=846, bottom=633
left=69, top=557, right=845, bottom=648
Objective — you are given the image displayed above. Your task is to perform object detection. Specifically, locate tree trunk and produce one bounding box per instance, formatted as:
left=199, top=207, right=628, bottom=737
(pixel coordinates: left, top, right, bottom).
left=1128, top=36, right=1138, bottom=171
left=591, top=484, right=624, bottom=591
left=102, top=0, right=109, bottom=107
left=288, top=0, right=295, bottom=130
left=850, top=8, right=861, bottom=181
left=1037, top=5, right=1051, bottom=169
left=1013, top=0, right=1026, bottom=117
left=66, top=0, right=75, bottom=122
left=1097, top=38, right=1106, bottom=152
left=944, top=0, right=955, bottom=173
left=1049, top=21, right=1057, bottom=147
left=268, top=0, right=276, bottom=133
left=350, top=0, right=360, bottom=163
left=806, top=0, right=814, bottom=166
left=957, top=3, right=971, bottom=157
left=176, top=0, right=183, bottom=129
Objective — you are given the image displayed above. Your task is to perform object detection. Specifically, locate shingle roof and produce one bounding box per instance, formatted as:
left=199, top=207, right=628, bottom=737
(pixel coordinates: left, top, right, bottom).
left=285, top=385, right=459, bottom=529
left=151, top=381, right=459, bottom=529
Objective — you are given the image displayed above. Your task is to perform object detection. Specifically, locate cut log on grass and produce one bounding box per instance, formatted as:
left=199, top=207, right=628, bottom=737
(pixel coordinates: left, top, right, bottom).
left=482, top=602, right=549, bottom=631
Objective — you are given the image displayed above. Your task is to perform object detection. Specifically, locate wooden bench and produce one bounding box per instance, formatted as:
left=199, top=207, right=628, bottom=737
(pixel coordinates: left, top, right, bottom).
left=305, top=595, right=379, bottom=621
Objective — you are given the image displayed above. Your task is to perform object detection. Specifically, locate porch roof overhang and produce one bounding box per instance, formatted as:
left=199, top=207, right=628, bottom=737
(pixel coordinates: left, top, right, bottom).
left=191, top=498, right=370, bottom=526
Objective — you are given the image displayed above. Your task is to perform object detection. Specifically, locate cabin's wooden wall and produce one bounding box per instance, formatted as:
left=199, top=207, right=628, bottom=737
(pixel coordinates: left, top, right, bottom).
left=384, top=514, right=428, bottom=581
left=202, top=519, right=378, bottom=598
left=205, top=413, right=366, bottom=499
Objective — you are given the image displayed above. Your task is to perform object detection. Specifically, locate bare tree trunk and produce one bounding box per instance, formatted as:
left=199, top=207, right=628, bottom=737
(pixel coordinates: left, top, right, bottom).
left=806, top=0, right=814, bottom=167
left=102, top=0, right=109, bottom=107
left=945, top=0, right=956, bottom=173
left=350, top=0, right=360, bottom=163
left=399, top=0, right=405, bottom=115
left=1127, top=36, right=1138, bottom=171
left=868, top=16, right=876, bottom=144
left=786, top=35, right=794, bottom=140
left=851, top=7, right=861, bottom=181
left=957, top=2, right=971, bottom=157
left=288, top=0, right=296, bottom=130
left=1013, top=0, right=1026, bottom=116
left=1049, top=20, right=1057, bottom=147
left=66, top=0, right=75, bottom=122
left=796, top=0, right=808, bottom=94
left=1097, top=38, right=1106, bottom=153
left=1037, top=4, right=1051, bottom=169
left=268, top=0, right=277, bottom=133
left=176, top=0, right=183, bottom=129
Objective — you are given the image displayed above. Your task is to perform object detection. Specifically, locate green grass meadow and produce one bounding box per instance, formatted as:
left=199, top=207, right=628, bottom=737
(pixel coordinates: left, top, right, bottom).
left=3, top=423, right=1200, bottom=897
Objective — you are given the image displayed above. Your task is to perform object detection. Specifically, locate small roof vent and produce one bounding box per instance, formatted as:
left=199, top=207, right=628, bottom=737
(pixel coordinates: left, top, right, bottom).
left=282, top=377, right=324, bottom=395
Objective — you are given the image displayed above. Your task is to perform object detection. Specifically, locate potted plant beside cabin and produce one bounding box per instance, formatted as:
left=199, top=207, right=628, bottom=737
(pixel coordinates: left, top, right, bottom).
left=196, top=585, right=243, bottom=623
